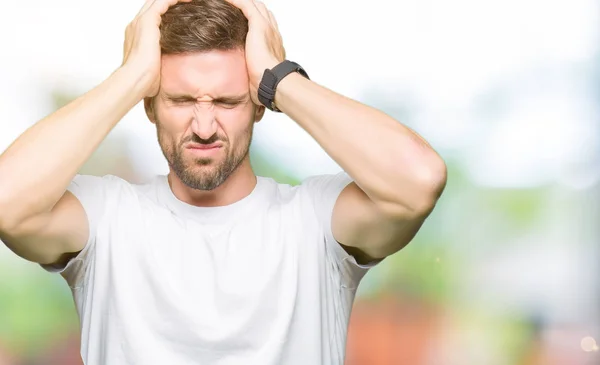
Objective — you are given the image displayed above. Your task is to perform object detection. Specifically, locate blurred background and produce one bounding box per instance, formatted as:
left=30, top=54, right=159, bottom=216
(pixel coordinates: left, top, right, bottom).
left=1, top=0, right=599, bottom=364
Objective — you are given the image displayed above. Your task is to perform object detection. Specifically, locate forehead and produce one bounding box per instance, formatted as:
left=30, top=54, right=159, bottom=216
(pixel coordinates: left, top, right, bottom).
left=160, top=49, right=249, bottom=96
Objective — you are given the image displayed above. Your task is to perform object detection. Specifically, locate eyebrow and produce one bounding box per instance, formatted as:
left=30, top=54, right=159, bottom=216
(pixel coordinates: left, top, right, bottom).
left=162, top=93, right=249, bottom=103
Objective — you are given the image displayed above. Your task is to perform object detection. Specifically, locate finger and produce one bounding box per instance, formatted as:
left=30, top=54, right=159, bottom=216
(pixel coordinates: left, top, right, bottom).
left=136, top=0, right=156, bottom=18
left=223, top=0, right=260, bottom=20
left=253, top=1, right=269, bottom=20
left=268, top=10, right=279, bottom=30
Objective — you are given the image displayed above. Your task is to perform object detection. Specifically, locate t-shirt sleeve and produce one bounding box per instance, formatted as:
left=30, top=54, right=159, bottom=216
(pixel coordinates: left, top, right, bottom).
left=300, top=172, right=383, bottom=288
left=40, top=174, right=119, bottom=289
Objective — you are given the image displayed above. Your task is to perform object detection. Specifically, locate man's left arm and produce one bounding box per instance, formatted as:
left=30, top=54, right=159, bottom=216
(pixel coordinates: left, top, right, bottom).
left=275, top=73, right=447, bottom=263
left=225, top=0, right=448, bottom=263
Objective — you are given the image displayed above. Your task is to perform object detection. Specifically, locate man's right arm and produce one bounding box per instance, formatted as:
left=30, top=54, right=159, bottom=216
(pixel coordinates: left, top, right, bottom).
left=0, top=0, right=191, bottom=266
left=0, top=66, right=147, bottom=265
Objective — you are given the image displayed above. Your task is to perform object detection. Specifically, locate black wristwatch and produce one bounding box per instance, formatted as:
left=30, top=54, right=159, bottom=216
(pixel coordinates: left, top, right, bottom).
left=257, top=60, right=310, bottom=112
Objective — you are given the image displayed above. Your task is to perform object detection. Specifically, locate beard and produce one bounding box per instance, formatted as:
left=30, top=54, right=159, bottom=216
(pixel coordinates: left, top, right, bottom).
left=157, top=123, right=253, bottom=191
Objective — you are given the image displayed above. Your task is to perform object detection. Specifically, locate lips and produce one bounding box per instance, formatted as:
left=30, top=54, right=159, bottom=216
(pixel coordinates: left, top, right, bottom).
left=186, top=143, right=222, bottom=150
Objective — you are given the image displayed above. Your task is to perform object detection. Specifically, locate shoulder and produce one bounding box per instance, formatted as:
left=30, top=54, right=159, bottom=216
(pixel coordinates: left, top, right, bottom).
left=256, top=172, right=353, bottom=215
left=66, top=174, right=129, bottom=205
left=299, top=172, right=352, bottom=190
left=294, top=172, right=353, bottom=205
left=69, top=174, right=131, bottom=193
left=260, top=172, right=351, bottom=193
left=68, top=174, right=162, bottom=211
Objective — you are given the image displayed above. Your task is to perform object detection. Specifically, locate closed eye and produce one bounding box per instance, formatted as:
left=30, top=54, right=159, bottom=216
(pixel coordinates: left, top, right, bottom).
left=169, top=98, right=196, bottom=105
left=216, top=101, right=241, bottom=108
left=163, top=94, right=248, bottom=108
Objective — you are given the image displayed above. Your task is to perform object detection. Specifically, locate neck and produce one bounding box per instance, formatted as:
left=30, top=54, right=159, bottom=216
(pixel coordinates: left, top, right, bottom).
left=167, top=157, right=256, bottom=207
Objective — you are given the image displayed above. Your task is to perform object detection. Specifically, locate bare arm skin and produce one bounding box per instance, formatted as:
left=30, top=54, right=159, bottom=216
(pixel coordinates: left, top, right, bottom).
left=226, top=0, right=447, bottom=263
left=0, top=0, right=192, bottom=265
left=276, top=74, right=446, bottom=263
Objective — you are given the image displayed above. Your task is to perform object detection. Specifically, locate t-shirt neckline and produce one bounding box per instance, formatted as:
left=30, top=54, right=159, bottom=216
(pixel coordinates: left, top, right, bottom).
left=157, top=174, right=268, bottom=224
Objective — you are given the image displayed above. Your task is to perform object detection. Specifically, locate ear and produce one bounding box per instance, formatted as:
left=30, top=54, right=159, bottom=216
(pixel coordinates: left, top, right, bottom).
left=254, top=105, right=266, bottom=123
left=144, top=97, right=156, bottom=124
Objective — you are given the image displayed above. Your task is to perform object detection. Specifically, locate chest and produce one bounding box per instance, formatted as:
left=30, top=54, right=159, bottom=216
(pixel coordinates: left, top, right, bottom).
left=95, top=201, right=324, bottom=312
left=90, top=201, right=328, bottom=351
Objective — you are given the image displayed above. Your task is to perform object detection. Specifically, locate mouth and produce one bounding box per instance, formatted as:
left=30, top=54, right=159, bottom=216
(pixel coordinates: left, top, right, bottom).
left=185, top=143, right=223, bottom=150
left=184, top=143, right=224, bottom=159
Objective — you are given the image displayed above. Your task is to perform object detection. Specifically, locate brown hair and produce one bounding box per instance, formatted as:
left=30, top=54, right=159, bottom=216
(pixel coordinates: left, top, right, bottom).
left=160, top=0, right=248, bottom=55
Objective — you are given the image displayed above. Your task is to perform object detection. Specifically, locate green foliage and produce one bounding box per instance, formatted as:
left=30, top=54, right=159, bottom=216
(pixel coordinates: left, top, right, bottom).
left=0, top=267, right=78, bottom=358
left=477, top=188, right=549, bottom=230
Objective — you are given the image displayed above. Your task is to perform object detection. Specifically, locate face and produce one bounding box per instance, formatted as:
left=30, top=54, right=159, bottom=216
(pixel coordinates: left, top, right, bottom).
left=146, top=49, right=265, bottom=191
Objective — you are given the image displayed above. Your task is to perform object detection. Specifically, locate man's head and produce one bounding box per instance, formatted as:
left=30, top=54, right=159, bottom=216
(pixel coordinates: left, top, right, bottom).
left=145, top=0, right=264, bottom=191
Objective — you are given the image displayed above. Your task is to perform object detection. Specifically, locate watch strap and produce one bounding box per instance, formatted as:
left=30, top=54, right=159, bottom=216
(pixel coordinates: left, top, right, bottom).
left=258, top=60, right=309, bottom=112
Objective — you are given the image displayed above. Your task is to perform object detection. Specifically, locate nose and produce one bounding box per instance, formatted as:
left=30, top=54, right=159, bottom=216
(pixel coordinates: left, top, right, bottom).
left=191, top=103, right=218, bottom=140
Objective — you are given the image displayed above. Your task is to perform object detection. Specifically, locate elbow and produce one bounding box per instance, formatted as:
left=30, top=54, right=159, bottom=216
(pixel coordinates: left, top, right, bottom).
left=385, top=156, right=447, bottom=217
left=415, top=157, right=447, bottom=212
left=421, top=156, right=447, bottom=201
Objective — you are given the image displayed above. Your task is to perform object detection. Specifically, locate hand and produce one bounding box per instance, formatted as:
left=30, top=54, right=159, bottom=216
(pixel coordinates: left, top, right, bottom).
left=224, top=0, right=286, bottom=105
left=121, top=0, right=192, bottom=98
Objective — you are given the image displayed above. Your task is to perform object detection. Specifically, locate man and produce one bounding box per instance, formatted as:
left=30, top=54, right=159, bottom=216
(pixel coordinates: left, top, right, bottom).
left=0, top=0, right=447, bottom=364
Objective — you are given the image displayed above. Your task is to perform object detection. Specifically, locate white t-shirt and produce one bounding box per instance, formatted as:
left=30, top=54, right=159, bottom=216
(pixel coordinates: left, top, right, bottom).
left=42, top=172, right=379, bottom=365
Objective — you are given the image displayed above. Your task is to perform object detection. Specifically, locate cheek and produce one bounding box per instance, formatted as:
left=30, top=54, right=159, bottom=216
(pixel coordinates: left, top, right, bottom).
left=160, top=106, right=192, bottom=128
left=156, top=105, right=193, bottom=140
left=215, top=106, right=255, bottom=142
